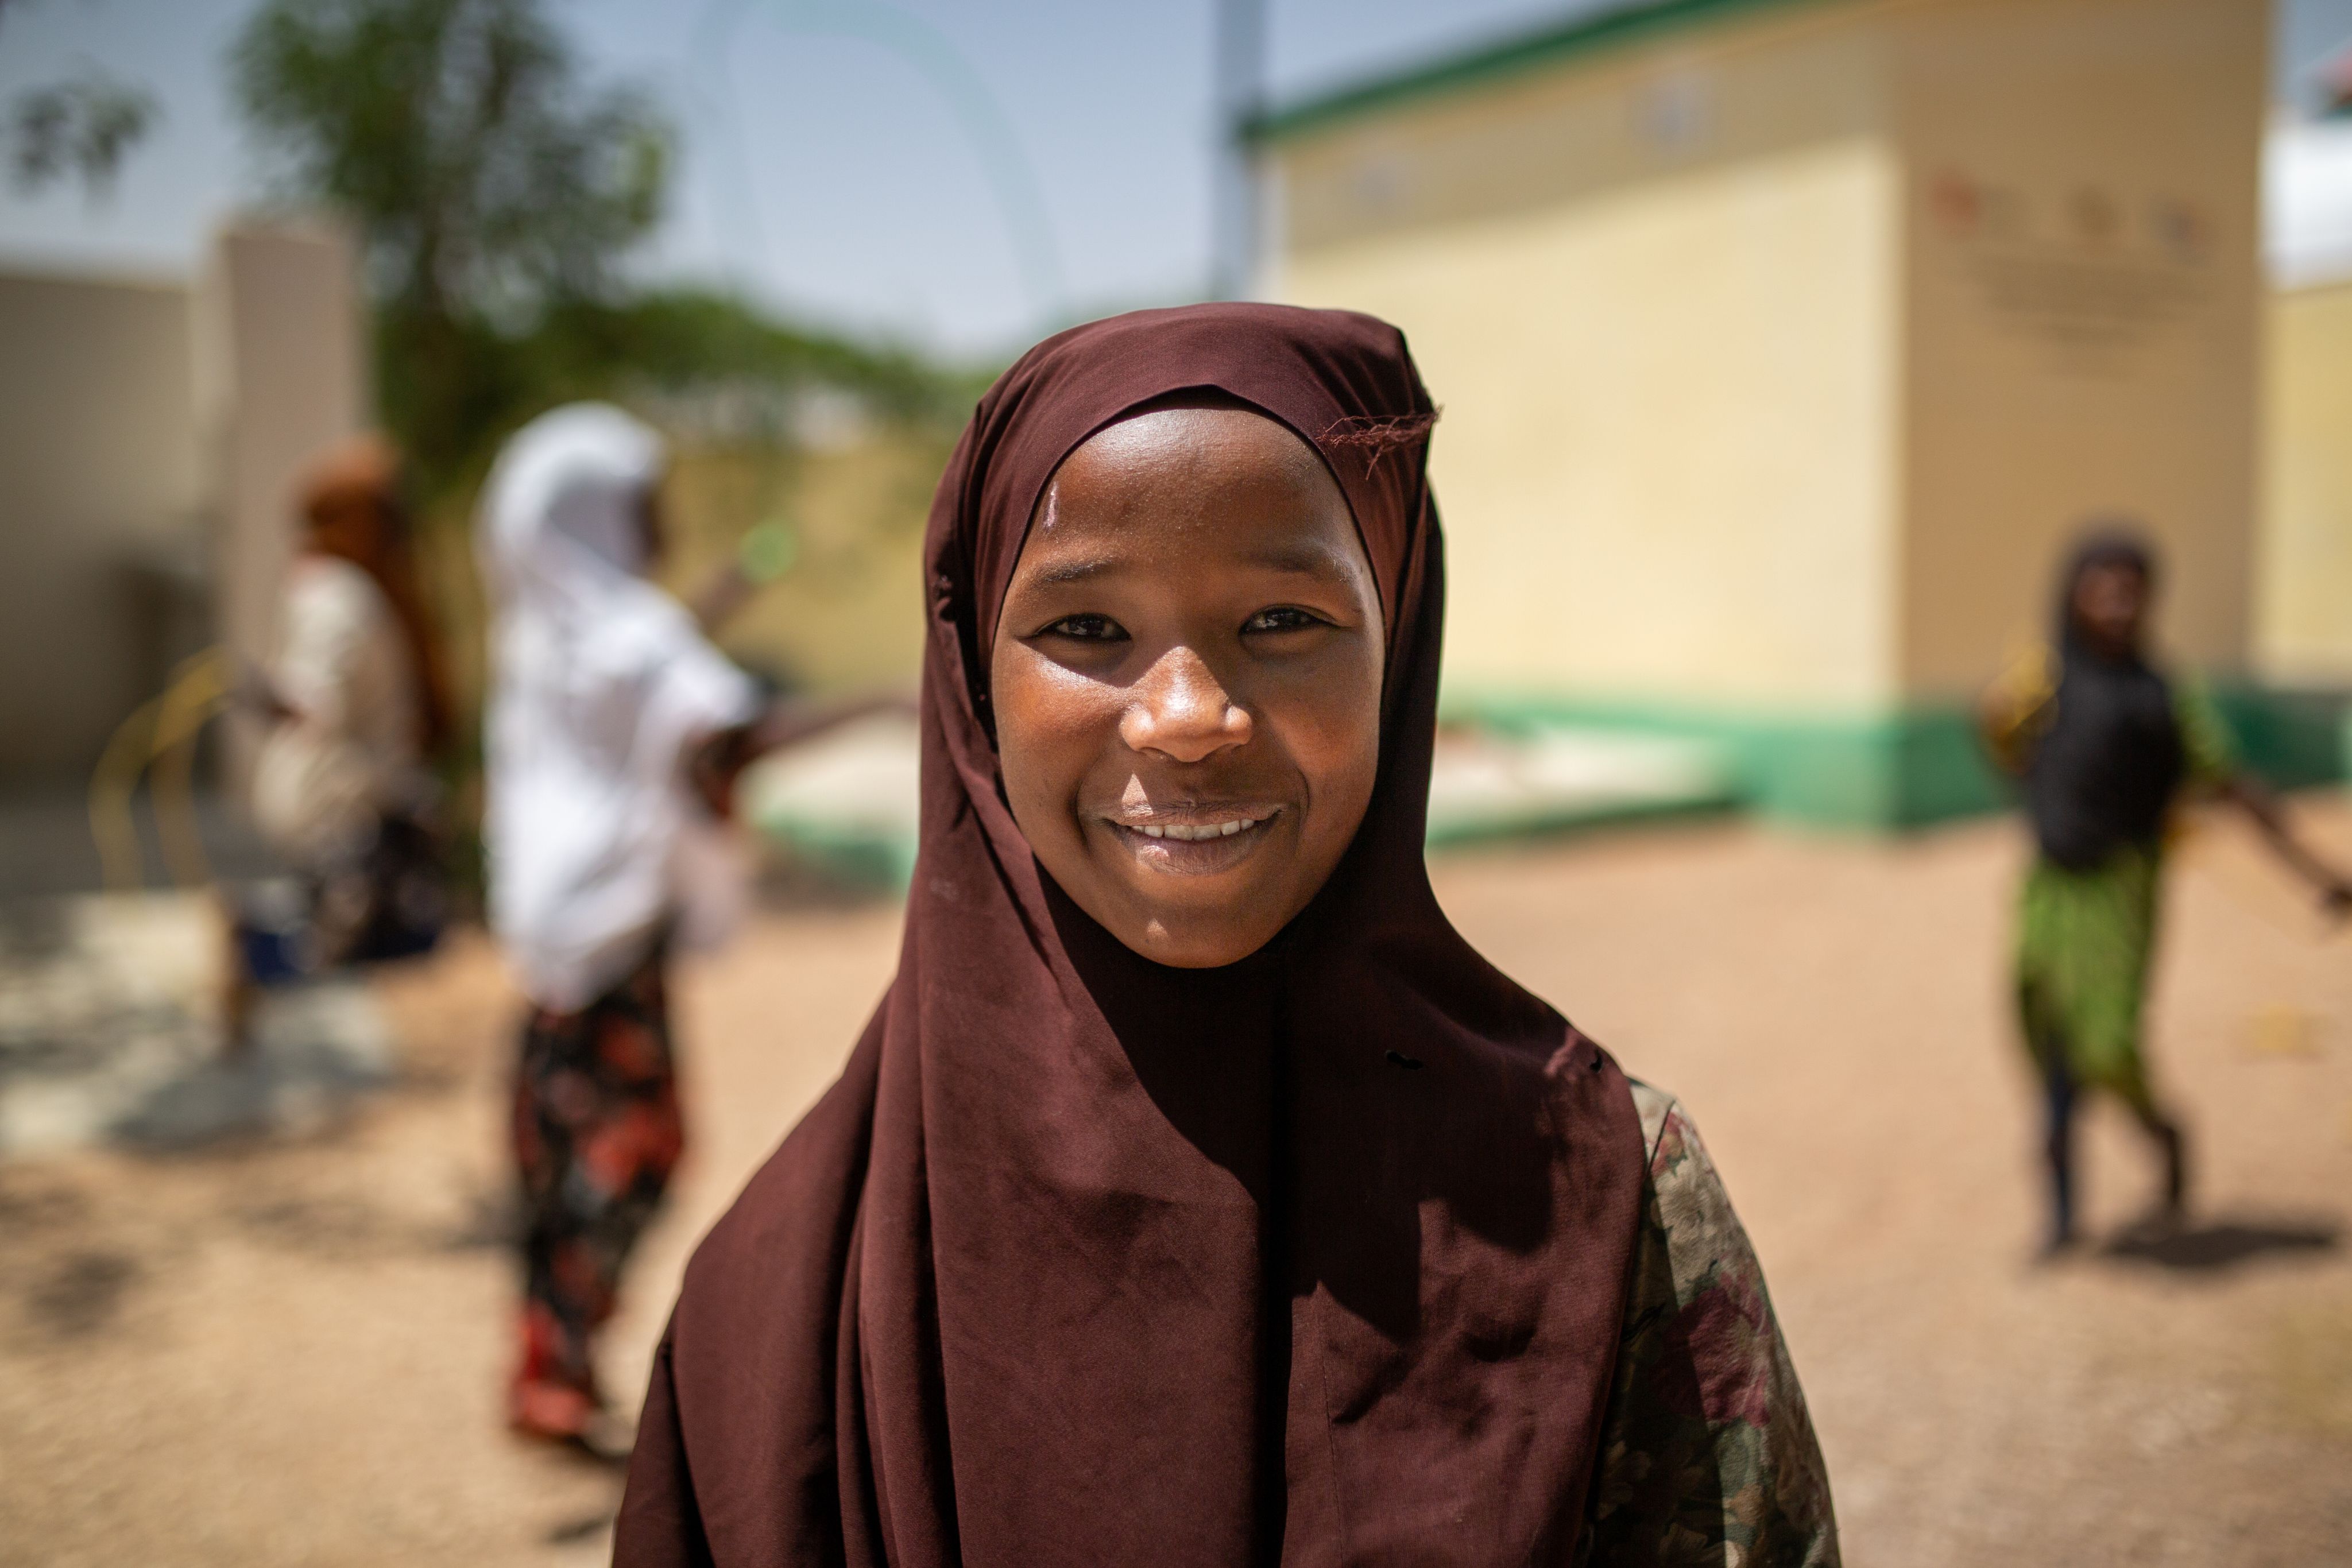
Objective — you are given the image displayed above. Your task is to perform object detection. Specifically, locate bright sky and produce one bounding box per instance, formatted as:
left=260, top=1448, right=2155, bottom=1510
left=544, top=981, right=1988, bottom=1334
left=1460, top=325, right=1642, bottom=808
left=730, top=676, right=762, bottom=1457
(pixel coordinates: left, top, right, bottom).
left=5, top=0, right=2352, bottom=357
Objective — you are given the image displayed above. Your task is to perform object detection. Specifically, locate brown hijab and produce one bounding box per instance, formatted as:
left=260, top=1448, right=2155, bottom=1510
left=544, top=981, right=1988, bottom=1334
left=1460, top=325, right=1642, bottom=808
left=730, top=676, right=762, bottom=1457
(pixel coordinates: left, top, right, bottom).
left=615, top=304, right=1645, bottom=1566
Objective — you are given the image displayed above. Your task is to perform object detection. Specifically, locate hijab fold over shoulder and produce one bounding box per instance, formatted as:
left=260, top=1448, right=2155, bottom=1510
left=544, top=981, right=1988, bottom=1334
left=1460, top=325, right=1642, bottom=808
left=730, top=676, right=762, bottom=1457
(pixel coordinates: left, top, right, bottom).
left=616, top=304, right=1645, bottom=1566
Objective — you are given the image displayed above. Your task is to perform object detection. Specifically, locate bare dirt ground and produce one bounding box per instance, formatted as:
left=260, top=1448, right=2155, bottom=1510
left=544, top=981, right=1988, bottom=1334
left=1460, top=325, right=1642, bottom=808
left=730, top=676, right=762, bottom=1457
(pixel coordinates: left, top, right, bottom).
left=5, top=802, right=2350, bottom=1566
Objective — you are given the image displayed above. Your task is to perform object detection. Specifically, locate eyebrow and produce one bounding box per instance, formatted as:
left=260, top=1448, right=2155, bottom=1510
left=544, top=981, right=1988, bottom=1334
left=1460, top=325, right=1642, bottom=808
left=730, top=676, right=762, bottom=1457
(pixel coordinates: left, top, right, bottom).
left=1026, top=540, right=1357, bottom=587
left=1029, top=555, right=1121, bottom=587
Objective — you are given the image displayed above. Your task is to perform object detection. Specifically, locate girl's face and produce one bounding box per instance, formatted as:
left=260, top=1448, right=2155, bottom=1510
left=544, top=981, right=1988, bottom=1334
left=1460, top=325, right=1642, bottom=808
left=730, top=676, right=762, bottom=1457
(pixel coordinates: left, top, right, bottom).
left=991, top=405, right=1386, bottom=968
left=2072, top=560, right=2149, bottom=656
left=307, top=495, right=389, bottom=566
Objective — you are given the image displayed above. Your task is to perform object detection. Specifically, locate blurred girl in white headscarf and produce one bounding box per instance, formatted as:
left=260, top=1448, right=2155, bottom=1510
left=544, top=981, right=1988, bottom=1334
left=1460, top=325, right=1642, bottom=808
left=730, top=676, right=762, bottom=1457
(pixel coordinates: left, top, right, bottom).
left=479, top=402, right=887, bottom=1451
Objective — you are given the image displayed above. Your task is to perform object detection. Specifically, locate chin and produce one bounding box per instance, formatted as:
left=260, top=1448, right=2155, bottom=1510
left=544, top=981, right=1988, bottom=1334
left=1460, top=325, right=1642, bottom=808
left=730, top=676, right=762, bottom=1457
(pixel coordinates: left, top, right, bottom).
left=1135, top=930, right=1274, bottom=970
left=1116, top=895, right=1283, bottom=970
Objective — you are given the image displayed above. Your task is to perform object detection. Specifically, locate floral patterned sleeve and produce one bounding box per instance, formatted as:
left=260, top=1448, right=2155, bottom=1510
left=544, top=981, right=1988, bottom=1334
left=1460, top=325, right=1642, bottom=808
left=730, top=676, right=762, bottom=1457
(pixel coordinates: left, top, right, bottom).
left=1576, top=1082, right=1839, bottom=1567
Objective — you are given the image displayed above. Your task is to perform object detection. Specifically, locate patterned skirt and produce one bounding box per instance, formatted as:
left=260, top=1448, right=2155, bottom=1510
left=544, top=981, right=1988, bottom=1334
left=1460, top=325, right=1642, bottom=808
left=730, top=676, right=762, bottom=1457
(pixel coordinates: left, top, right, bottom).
left=508, top=938, right=683, bottom=1435
left=2015, top=845, right=2161, bottom=1106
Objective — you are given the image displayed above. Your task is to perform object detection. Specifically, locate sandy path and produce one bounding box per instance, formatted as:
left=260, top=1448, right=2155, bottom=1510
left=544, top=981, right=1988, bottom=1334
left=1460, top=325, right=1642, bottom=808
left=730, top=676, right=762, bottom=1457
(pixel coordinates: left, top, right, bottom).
left=3, top=803, right=2349, bottom=1565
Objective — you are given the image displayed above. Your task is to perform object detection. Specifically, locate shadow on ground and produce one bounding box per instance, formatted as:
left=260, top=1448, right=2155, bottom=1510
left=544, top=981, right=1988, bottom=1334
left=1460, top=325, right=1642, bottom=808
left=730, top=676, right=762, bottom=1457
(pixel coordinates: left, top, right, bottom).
left=107, top=1029, right=393, bottom=1150
left=1, top=889, right=400, bottom=1157
left=2102, top=1218, right=2340, bottom=1272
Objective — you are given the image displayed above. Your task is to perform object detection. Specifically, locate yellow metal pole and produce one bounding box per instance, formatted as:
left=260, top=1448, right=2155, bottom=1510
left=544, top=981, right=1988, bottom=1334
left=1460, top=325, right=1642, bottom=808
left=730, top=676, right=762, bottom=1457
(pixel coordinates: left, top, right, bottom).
left=148, top=648, right=230, bottom=889
left=86, top=647, right=231, bottom=894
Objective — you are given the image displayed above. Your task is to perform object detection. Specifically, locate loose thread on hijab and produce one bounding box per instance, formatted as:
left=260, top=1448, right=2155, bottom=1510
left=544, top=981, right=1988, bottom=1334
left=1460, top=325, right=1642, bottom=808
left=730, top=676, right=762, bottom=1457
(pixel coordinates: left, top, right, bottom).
left=1319, top=409, right=1441, bottom=474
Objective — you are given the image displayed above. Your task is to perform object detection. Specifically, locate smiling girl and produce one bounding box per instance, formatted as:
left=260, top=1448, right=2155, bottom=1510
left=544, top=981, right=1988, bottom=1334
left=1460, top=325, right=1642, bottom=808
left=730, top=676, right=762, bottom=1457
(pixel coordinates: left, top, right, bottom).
left=616, top=305, right=1835, bottom=1567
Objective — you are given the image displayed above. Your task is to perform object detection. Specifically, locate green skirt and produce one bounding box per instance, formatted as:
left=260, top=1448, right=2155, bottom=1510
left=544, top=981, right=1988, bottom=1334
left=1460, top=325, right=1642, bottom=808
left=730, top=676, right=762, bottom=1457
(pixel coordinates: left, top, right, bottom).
left=2015, top=845, right=2161, bottom=1107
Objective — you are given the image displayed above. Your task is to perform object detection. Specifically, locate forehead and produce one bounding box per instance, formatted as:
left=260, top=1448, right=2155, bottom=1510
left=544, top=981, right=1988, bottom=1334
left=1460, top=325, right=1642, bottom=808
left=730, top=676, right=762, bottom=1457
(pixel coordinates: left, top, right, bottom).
left=1032, top=406, right=1349, bottom=541
left=2076, top=559, right=2149, bottom=591
left=1013, top=411, right=1367, bottom=598
left=982, top=402, right=1391, bottom=657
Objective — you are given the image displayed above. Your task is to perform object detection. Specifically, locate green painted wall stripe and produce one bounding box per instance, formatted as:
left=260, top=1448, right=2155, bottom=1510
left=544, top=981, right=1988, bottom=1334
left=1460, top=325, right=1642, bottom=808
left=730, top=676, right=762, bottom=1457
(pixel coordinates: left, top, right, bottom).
left=1440, top=690, right=1994, bottom=827
left=1443, top=684, right=2352, bottom=831
left=2211, top=687, right=2352, bottom=792
left=1245, top=0, right=1828, bottom=145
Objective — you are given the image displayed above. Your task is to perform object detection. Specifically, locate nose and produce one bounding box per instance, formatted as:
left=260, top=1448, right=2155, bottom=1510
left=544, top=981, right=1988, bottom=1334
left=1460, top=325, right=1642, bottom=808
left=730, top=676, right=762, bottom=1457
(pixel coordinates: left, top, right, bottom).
left=1120, top=646, right=1252, bottom=763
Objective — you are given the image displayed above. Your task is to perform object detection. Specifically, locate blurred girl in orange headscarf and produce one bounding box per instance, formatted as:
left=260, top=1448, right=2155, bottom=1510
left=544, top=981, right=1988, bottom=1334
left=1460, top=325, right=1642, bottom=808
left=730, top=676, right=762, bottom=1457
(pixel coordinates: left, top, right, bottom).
left=229, top=435, right=453, bottom=1045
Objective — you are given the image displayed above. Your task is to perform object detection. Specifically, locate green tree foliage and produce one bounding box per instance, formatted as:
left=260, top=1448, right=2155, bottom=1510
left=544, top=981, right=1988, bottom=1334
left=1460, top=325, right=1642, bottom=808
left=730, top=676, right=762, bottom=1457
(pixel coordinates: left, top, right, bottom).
left=10, top=70, right=157, bottom=195
left=2, top=2, right=157, bottom=197
left=235, top=0, right=664, bottom=319
left=535, top=290, right=976, bottom=431
left=233, top=0, right=969, bottom=493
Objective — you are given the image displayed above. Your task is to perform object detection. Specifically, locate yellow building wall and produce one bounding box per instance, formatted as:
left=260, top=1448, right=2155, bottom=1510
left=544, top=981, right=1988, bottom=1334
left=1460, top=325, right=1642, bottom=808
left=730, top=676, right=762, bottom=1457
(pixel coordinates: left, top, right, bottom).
left=662, top=431, right=950, bottom=694
left=1271, top=2, right=1905, bottom=710
left=1894, top=0, right=2266, bottom=695
left=2258, top=280, right=2352, bottom=683
left=1267, top=0, right=2266, bottom=721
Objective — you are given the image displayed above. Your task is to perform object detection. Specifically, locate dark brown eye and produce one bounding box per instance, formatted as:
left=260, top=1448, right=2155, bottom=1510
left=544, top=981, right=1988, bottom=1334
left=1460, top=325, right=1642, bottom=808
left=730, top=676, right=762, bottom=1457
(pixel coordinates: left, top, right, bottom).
left=1041, top=613, right=1126, bottom=642
left=1243, top=606, right=1326, bottom=635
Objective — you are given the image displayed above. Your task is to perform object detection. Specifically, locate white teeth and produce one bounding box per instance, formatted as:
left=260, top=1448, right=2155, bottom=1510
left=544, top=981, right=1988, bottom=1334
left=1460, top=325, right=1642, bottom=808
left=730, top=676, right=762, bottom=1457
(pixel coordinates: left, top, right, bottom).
left=1132, top=817, right=1259, bottom=842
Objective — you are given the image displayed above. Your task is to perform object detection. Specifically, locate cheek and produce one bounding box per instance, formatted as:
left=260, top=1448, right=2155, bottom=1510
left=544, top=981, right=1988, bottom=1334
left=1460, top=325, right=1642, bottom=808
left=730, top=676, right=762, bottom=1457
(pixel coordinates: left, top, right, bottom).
left=991, top=650, right=1121, bottom=823
left=1267, top=644, right=1384, bottom=823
